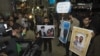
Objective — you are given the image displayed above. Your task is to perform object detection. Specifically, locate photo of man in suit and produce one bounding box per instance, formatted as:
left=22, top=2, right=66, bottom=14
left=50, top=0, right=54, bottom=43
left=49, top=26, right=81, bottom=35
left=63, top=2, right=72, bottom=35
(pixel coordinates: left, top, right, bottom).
left=38, top=26, right=46, bottom=37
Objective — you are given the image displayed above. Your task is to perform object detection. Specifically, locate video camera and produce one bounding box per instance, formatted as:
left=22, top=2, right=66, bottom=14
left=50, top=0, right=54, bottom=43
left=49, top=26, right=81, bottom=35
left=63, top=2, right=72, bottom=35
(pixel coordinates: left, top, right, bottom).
left=0, top=22, right=8, bottom=36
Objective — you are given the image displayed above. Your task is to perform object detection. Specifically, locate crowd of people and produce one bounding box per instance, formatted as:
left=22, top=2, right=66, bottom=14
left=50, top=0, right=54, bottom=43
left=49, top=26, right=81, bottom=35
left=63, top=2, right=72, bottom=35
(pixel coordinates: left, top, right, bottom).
left=0, top=10, right=100, bottom=56
left=56, top=12, right=100, bottom=56
left=0, top=13, right=36, bottom=56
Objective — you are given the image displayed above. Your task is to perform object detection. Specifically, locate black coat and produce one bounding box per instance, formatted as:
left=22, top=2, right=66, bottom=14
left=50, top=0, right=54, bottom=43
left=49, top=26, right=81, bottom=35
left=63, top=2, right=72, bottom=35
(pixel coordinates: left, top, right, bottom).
left=87, top=34, right=100, bottom=56
left=6, top=37, right=18, bottom=56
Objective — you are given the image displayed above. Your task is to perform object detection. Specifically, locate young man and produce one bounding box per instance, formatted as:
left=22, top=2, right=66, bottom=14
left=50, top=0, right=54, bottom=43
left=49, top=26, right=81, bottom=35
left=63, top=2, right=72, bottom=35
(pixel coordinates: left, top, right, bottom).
left=80, top=16, right=96, bottom=56
left=86, top=14, right=100, bottom=56
left=42, top=17, right=53, bottom=53
left=80, top=16, right=95, bottom=30
left=80, top=16, right=96, bottom=38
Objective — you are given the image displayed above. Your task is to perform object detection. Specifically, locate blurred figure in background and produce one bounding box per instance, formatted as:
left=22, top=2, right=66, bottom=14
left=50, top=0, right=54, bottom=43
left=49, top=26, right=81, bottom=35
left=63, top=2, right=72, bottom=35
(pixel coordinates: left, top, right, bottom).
left=16, top=13, right=23, bottom=26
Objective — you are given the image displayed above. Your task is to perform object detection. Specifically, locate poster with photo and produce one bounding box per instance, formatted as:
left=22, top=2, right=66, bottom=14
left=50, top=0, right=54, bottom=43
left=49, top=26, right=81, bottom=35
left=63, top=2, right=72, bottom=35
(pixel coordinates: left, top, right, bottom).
left=59, top=21, right=70, bottom=44
left=69, top=27, right=93, bottom=56
left=37, top=25, right=55, bottom=38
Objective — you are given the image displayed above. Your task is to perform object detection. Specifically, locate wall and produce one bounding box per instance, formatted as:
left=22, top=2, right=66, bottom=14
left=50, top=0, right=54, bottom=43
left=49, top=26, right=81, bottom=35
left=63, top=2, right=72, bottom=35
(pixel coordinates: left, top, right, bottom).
left=0, top=0, right=12, bottom=16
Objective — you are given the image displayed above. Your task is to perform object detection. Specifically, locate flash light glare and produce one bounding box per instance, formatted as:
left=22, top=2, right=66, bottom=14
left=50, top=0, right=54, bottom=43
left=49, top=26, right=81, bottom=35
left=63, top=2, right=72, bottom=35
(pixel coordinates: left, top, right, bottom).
left=29, top=15, right=32, bottom=19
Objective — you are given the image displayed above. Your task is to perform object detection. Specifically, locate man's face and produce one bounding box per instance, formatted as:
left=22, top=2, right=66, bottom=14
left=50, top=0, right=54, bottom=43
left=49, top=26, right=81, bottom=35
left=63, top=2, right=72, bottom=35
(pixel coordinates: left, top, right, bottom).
left=44, top=18, right=49, bottom=23
left=83, top=18, right=91, bottom=25
left=9, top=21, right=14, bottom=26
left=12, top=29, right=19, bottom=36
left=12, top=28, right=22, bottom=38
left=79, top=36, right=83, bottom=43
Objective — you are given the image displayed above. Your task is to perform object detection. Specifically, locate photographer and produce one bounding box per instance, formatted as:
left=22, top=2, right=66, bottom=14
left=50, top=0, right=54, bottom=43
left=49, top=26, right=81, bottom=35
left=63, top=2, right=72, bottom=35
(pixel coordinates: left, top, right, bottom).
left=6, top=23, right=23, bottom=56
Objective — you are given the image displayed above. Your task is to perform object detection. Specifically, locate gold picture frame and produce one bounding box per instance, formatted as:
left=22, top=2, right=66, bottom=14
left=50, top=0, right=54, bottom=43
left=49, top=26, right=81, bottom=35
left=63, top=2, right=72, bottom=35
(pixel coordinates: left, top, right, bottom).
left=69, top=27, right=93, bottom=56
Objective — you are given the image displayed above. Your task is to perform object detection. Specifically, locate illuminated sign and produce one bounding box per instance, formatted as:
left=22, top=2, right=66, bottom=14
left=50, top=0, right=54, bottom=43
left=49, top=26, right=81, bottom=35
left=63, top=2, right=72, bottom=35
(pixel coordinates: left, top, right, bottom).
left=56, top=2, right=71, bottom=13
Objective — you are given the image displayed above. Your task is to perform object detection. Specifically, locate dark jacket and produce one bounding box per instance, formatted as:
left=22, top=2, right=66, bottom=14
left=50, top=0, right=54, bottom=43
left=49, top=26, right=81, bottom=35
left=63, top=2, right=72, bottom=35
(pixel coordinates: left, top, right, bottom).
left=7, top=37, right=18, bottom=56
left=80, top=24, right=96, bottom=34
left=87, top=34, right=100, bottom=56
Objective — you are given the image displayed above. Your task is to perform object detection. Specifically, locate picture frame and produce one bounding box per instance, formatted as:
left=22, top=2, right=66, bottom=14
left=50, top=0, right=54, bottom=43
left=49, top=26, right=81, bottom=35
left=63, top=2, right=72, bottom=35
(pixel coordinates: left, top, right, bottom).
left=69, top=27, right=93, bottom=56
left=37, top=25, right=55, bottom=38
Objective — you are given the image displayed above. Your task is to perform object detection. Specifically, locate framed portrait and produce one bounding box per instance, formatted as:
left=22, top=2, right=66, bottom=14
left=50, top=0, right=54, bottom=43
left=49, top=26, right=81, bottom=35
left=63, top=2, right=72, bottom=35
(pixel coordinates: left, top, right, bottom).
left=37, top=25, right=55, bottom=38
left=59, top=21, right=70, bottom=44
left=69, top=27, right=93, bottom=56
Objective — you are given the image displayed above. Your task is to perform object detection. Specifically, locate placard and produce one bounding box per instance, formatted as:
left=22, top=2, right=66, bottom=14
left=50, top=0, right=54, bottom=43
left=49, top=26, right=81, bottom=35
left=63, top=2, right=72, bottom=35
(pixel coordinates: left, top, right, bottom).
left=56, top=2, right=71, bottom=13
left=69, top=27, right=93, bottom=56
left=59, top=21, right=70, bottom=44
left=37, top=25, right=55, bottom=38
